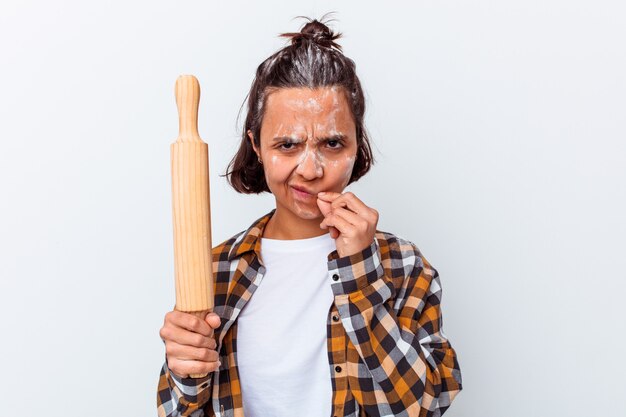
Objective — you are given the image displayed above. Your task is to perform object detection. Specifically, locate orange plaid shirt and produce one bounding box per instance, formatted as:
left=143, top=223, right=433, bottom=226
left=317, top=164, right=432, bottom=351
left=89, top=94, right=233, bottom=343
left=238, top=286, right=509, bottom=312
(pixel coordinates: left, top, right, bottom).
left=157, top=209, right=462, bottom=417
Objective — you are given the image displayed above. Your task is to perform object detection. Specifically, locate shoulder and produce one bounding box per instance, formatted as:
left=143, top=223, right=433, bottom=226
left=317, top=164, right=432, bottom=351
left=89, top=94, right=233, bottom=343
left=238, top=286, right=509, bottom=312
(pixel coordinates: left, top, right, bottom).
left=211, top=229, right=247, bottom=262
left=210, top=209, right=274, bottom=263
left=374, top=229, right=438, bottom=279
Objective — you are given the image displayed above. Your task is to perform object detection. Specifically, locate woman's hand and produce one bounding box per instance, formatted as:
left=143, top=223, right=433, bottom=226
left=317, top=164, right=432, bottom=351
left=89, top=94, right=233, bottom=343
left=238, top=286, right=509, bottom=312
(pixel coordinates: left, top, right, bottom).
left=316, top=191, right=379, bottom=258
left=159, top=310, right=222, bottom=378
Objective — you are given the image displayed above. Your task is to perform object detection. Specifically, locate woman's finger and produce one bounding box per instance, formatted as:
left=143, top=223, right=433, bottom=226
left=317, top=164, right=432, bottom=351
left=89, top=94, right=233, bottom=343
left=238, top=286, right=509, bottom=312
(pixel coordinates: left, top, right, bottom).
left=316, top=195, right=332, bottom=216
left=167, top=357, right=220, bottom=378
left=330, top=206, right=367, bottom=228
left=161, top=325, right=215, bottom=348
left=166, top=340, right=219, bottom=362
left=166, top=311, right=213, bottom=337
left=322, top=211, right=355, bottom=235
left=318, top=191, right=371, bottom=217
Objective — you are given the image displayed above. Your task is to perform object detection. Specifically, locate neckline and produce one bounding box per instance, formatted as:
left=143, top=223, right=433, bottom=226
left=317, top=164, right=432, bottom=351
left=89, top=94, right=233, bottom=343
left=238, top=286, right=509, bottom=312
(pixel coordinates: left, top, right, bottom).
left=260, top=232, right=334, bottom=251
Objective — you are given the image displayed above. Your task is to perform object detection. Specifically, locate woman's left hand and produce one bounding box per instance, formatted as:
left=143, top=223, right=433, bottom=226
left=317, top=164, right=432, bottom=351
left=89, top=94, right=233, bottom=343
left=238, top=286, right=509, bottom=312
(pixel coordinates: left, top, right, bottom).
left=316, top=191, right=379, bottom=258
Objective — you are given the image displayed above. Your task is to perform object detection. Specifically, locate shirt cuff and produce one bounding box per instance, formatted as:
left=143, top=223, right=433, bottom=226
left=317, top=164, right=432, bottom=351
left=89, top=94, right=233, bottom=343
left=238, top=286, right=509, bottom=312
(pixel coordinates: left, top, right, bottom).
left=327, top=238, right=384, bottom=295
left=165, top=356, right=212, bottom=398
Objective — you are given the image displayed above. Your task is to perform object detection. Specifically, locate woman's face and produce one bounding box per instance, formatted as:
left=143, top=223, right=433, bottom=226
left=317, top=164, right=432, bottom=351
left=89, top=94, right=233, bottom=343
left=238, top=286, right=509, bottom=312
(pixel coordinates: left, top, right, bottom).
left=248, top=86, right=358, bottom=220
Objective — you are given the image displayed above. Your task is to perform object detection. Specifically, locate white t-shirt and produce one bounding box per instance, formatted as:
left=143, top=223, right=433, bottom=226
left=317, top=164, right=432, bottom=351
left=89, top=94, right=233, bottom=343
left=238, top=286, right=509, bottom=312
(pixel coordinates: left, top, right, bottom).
left=236, top=232, right=336, bottom=417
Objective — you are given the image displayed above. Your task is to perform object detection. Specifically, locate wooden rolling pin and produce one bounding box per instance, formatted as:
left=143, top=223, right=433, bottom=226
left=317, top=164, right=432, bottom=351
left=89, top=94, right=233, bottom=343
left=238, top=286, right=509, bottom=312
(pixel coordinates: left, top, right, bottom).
left=170, top=74, right=214, bottom=378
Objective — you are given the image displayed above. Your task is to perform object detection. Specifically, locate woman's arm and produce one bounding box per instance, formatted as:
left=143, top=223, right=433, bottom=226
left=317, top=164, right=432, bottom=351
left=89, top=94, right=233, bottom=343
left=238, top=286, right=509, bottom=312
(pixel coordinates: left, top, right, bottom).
left=328, top=237, right=463, bottom=416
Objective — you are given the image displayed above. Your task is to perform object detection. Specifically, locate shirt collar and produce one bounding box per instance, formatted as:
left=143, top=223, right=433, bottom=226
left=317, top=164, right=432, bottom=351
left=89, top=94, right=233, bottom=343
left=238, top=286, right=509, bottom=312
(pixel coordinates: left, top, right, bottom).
left=227, top=208, right=276, bottom=261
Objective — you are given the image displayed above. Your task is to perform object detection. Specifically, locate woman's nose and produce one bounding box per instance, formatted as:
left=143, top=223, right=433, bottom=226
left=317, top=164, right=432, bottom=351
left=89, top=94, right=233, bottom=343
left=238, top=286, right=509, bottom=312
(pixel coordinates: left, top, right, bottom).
left=295, top=148, right=323, bottom=179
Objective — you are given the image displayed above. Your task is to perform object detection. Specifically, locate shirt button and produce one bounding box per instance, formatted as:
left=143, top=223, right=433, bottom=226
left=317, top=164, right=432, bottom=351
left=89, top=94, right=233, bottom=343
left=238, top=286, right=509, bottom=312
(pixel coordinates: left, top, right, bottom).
left=332, top=273, right=339, bottom=281
left=332, top=314, right=340, bottom=322
left=335, top=365, right=342, bottom=373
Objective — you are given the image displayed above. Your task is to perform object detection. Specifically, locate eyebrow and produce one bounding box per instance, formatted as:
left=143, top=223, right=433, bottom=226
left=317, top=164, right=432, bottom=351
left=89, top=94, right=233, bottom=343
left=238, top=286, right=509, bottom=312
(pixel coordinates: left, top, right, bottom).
left=272, top=134, right=347, bottom=143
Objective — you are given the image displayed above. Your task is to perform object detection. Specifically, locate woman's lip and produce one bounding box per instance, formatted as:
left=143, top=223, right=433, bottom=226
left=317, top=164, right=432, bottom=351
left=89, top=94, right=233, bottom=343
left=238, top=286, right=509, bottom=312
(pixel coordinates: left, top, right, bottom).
left=291, top=186, right=314, bottom=194
left=291, top=186, right=315, bottom=199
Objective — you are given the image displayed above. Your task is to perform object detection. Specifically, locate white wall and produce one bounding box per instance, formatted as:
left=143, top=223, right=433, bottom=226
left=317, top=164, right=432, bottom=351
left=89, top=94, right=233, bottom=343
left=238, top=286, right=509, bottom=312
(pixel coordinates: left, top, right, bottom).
left=1, top=1, right=624, bottom=416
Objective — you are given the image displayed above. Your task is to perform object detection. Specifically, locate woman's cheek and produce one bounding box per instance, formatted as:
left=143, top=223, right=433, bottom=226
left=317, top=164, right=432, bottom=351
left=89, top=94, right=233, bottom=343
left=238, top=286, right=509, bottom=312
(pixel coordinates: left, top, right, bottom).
left=266, top=154, right=293, bottom=182
left=334, top=154, right=356, bottom=187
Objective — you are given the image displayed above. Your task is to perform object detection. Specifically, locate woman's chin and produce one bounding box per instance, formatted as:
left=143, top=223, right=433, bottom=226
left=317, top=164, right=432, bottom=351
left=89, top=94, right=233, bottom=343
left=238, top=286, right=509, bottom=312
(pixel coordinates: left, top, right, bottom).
left=298, top=209, right=322, bottom=220
left=290, top=203, right=322, bottom=220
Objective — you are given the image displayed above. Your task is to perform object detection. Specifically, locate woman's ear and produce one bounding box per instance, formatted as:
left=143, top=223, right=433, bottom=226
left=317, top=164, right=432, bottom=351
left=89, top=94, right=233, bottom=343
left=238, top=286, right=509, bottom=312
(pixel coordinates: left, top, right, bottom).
left=247, top=130, right=260, bottom=159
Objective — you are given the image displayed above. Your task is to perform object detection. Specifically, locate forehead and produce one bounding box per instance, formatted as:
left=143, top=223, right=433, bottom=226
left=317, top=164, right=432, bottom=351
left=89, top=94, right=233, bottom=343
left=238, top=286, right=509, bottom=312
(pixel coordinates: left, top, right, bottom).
left=261, top=86, right=355, bottom=137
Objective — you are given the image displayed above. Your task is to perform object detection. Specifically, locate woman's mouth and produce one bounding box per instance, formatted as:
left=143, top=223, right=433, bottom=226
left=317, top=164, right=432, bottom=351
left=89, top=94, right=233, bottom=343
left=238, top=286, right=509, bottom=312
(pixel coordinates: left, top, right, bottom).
left=291, top=186, right=314, bottom=200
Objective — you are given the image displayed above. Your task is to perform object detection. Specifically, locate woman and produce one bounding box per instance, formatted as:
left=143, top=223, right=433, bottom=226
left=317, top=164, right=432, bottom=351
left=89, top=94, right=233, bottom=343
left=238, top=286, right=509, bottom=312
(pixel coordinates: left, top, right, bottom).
left=157, top=16, right=462, bottom=417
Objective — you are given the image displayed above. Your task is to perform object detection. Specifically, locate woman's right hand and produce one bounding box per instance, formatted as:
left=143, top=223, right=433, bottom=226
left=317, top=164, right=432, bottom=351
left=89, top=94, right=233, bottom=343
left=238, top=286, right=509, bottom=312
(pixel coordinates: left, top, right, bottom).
left=159, top=310, right=222, bottom=378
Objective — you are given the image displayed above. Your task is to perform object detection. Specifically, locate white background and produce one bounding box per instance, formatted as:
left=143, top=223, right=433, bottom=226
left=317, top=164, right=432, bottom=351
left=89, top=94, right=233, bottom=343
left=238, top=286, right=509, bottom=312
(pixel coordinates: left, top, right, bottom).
left=1, top=1, right=625, bottom=416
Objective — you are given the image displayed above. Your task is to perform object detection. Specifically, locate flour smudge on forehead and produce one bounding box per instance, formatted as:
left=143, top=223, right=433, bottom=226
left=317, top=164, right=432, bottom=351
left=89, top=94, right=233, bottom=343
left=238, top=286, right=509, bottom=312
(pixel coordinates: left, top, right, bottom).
left=306, top=97, right=323, bottom=113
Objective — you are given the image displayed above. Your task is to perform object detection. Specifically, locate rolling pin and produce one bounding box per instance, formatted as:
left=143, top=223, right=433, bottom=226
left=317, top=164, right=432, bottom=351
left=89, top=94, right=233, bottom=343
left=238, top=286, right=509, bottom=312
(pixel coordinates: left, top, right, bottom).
left=170, top=74, right=214, bottom=378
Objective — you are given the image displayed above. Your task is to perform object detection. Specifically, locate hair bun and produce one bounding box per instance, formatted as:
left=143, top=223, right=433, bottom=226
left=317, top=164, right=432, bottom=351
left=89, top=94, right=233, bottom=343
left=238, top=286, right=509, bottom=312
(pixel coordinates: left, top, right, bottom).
left=279, top=17, right=343, bottom=51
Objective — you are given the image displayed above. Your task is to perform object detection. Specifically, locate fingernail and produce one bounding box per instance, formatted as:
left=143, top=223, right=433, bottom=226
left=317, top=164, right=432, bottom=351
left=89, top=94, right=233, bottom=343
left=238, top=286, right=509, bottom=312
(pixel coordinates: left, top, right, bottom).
left=318, top=192, right=326, bottom=195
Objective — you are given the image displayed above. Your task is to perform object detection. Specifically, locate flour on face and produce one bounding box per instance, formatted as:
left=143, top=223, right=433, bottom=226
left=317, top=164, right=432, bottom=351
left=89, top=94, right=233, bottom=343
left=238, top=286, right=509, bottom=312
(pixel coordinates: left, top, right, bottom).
left=256, top=87, right=359, bottom=222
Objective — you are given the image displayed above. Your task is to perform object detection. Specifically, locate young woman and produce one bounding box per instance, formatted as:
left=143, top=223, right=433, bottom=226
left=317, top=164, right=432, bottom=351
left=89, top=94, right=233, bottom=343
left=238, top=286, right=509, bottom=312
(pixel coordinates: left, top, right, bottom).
left=157, top=16, right=462, bottom=417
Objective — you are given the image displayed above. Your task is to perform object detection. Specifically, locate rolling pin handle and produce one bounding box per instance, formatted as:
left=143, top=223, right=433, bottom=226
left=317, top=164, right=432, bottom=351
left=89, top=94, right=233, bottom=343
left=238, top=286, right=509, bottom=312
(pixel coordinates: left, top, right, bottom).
left=174, top=75, right=201, bottom=142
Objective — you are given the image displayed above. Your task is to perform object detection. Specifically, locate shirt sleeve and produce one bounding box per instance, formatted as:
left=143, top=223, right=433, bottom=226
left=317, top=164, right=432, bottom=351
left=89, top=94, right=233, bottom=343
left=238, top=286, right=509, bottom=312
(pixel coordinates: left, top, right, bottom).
left=156, top=354, right=213, bottom=417
left=327, top=238, right=463, bottom=416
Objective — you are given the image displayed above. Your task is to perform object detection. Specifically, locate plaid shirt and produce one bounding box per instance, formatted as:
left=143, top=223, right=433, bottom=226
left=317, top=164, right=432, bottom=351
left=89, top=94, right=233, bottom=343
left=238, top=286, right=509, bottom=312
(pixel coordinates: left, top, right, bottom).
left=157, top=209, right=462, bottom=417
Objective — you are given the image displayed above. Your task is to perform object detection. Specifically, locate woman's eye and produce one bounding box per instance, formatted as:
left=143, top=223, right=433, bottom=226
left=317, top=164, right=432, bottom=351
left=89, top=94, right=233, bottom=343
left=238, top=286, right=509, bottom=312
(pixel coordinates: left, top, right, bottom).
left=278, top=140, right=342, bottom=151
left=327, top=140, right=343, bottom=149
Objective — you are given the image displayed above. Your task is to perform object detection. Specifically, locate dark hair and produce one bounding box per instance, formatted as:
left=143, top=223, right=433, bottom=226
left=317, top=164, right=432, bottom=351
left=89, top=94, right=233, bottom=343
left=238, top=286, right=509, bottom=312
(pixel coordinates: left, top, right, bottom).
left=222, top=13, right=375, bottom=194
